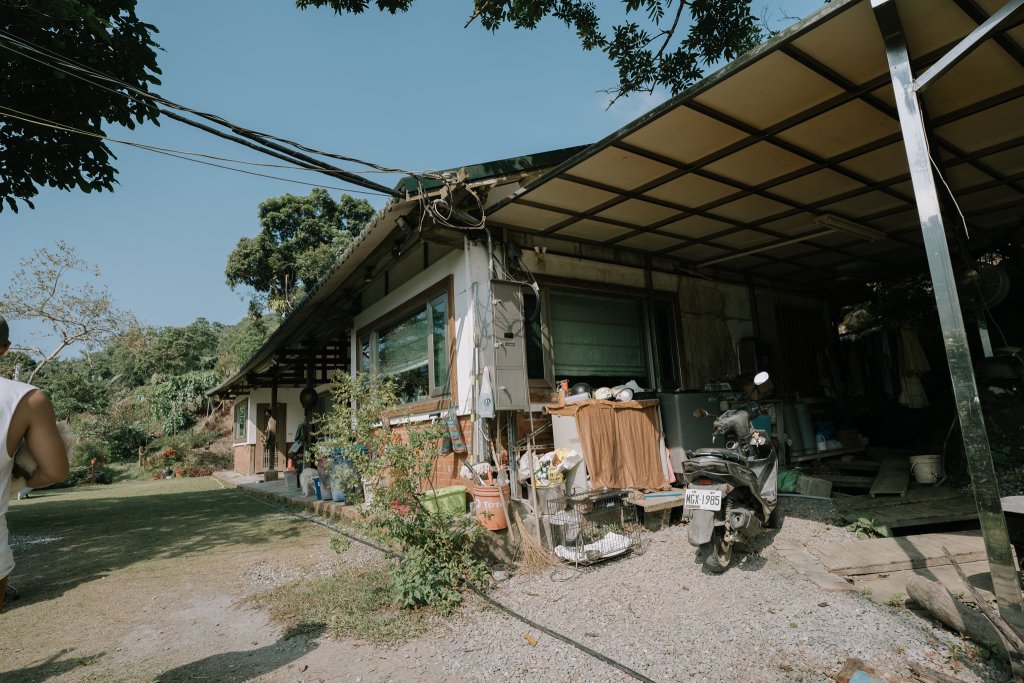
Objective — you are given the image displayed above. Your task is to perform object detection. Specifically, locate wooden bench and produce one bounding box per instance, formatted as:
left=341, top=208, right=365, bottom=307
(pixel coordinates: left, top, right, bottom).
left=629, top=491, right=688, bottom=530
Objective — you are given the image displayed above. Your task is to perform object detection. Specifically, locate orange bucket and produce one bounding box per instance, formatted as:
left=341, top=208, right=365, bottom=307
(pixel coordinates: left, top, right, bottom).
left=473, top=484, right=510, bottom=530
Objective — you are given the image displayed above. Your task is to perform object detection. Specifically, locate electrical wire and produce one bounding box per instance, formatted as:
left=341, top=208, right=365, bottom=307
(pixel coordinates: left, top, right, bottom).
left=0, top=29, right=444, bottom=184
left=0, top=106, right=390, bottom=197
left=231, top=484, right=656, bottom=683
left=0, top=33, right=403, bottom=197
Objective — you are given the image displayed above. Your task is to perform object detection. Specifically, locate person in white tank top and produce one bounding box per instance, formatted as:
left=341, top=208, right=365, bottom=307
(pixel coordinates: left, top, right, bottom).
left=0, top=316, right=69, bottom=611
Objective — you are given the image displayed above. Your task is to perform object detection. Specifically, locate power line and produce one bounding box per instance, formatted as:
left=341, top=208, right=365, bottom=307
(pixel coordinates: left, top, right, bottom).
left=0, top=105, right=391, bottom=175
left=0, top=105, right=392, bottom=197
left=0, top=31, right=419, bottom=198
left=0, top=27, right=437, bottom=180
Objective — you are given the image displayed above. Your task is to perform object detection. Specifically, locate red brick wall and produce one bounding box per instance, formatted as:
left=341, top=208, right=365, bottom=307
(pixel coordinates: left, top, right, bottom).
left=233, top=444, right=253, bottom=475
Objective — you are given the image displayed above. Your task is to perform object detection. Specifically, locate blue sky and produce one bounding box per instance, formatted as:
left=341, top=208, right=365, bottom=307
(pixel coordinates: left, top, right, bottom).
left=1, top=0, right=826, bottom=345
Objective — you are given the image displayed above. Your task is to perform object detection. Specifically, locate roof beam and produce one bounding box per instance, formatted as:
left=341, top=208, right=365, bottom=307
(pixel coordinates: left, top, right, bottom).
left=916, top=0, right=1024, bottom=91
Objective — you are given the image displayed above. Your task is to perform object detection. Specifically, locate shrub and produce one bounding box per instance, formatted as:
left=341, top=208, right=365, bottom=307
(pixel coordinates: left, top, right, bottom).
left=320, top=373, right=488, bottom=614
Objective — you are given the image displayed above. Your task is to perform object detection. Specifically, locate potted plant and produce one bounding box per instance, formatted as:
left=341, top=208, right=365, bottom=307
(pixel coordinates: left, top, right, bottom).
left=327, top=449, right=364, bottom=504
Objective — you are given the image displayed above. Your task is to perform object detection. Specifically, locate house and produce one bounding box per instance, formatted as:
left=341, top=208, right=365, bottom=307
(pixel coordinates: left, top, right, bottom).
left=212, top=0, right=1022, bottom=497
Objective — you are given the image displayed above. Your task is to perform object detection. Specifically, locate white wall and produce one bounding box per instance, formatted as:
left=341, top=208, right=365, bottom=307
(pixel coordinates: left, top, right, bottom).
left=239, top=387, right=306, bottom=444
left=350, top=245, right=470, bottom=417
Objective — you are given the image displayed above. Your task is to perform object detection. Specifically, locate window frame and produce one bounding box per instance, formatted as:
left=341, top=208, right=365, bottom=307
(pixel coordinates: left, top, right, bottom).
left=525, top=278, right=681, bottom=392
left=355, top=278, right=454, bottom=407
left=233, top=398, right=248, bottom=444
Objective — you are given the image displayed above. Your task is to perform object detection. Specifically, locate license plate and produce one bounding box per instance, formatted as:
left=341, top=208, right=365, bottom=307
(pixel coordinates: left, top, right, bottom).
left=684, top=488, right=722, bottom=511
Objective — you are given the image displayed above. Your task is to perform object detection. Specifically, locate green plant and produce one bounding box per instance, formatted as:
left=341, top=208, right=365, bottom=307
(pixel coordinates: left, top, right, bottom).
left=844, top=517, right=893, bottom=539
left=886, top=592, right=907, bottom=609
left=319, top=372, right=488, bottom=614
left=250, top=560, right=430, bottom=644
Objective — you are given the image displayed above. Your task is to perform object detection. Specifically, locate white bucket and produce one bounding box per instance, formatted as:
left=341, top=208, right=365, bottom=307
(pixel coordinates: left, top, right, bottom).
left=909, top=454, right=943, bottom=483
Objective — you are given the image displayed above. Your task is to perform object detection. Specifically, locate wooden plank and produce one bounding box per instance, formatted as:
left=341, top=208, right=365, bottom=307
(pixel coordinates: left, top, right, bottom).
left=807, top=530, right=985, bottom=576
left=815, top=474, right=874, bottom=488
left=630, top=493, right=688, bottom=513
left=834, top=486, right=968, bottom=513
left=819, top=460, right=881, bottom=473
left=775, top=542, right=857, bottom=592
left=869, top=456, right=910, bottom=497
left=788, top=446, right=866, bottom=464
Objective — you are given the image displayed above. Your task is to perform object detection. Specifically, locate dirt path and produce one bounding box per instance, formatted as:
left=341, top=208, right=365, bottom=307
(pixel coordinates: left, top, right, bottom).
left=1, top=478, right=443, bottom=682
left=2, top=478, right=1002, bottom=682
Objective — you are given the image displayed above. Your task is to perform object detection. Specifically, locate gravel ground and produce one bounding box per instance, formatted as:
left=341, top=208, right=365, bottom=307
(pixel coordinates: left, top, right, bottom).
left=423, top=497, right=1006, bottom=683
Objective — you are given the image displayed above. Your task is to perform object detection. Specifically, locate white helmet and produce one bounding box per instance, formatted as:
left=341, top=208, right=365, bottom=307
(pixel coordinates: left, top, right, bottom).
left=594, top=387, right=614, bottom=400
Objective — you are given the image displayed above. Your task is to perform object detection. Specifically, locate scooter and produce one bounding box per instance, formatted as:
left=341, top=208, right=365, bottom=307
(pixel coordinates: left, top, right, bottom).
left=682, top=371, right=780, bottom=572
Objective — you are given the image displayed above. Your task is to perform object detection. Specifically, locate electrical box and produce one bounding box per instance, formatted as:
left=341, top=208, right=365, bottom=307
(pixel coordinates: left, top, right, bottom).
left=489, top=280, right=529, bottom=411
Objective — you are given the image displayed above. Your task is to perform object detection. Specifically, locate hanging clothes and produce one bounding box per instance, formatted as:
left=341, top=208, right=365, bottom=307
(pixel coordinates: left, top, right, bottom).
left=897, top=327, right=931, bottom=409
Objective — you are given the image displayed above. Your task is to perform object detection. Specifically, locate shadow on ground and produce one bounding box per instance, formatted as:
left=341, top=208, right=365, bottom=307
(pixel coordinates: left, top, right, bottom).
left=5, top=480, right=310, bottom=606
left=154, top=626, right=324, bottom=683
left=1, top=648, right=105, bottom=682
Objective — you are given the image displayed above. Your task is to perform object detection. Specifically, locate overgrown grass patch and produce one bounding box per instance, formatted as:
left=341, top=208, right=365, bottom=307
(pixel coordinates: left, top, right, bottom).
left=249, top=560, right=432, bottom=644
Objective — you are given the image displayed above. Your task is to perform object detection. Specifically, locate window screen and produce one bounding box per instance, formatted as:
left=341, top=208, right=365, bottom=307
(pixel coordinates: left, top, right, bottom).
left=549, top=290, right=646, bottom=377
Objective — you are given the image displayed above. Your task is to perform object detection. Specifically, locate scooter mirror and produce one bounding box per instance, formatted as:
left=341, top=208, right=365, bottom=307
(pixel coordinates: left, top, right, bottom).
left=753, top=371, right=770, bottom=386
left=692, top=408, right=710, bottom=418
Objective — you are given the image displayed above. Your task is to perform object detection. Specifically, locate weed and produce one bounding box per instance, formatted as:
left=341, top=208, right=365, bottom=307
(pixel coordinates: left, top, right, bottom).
left=249, top=560, right=431, bottom=644
left=859, top=588, right=873, bottom=598
left=330, top=535, right=351, bottom=553
left=886, top=593, right=906, bottom=609
left=844, top=517, right=893, bottom=539
left=789, top=622, right=798, bottom=629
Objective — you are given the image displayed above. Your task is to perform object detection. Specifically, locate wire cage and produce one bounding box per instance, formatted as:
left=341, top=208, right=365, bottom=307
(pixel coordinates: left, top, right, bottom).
left=541, top=488, right=643, bottom=565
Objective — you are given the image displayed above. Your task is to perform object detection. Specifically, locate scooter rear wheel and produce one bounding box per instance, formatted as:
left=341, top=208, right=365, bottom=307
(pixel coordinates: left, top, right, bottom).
left=703, top=529, right=732, bottom=573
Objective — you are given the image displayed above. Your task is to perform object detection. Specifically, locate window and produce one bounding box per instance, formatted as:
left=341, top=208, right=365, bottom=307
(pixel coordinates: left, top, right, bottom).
left=234, top=400, right=247, bottom=442
left=548, top=289, right=648, bottom=387
left=360, top=291, right=449, bottom=403
left=525, top=286, right=680, bottom=391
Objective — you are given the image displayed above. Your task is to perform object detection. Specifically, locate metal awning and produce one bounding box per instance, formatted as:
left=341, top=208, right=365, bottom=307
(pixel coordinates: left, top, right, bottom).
left=486, top=0, right=1024, bottom=293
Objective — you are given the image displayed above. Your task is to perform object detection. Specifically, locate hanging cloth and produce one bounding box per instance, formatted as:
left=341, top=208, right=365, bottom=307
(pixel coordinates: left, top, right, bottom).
left=897, top=327, right=931, bottom=409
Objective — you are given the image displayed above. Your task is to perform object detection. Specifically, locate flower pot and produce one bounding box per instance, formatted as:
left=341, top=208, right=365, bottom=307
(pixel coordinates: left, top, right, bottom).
left=332, top=488, right=346, bottom=503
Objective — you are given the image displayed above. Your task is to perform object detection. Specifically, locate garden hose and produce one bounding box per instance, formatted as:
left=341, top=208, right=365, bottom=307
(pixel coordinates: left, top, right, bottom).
left=230, top=486, right=656, bottom=683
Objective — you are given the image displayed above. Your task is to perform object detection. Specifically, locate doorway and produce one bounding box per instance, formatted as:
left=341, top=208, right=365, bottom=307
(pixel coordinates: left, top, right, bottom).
left=255, top=402, right=287, bottom=473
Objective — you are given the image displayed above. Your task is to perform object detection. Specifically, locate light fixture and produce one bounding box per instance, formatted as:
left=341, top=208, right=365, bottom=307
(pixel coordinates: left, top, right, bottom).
left=814, top=214, right=886, bottom=242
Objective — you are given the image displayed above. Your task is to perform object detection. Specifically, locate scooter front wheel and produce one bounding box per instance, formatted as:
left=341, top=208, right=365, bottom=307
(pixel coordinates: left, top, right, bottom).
left=703, top=528, right=733, bottom=573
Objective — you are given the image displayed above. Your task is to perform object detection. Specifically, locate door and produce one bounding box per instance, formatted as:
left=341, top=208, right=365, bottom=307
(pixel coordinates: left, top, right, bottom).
left=255, top=403, right=288, bottom=473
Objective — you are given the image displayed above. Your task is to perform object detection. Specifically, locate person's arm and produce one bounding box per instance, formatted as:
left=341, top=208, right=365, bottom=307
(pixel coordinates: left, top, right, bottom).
left=22, top=391, right=69, bottom=489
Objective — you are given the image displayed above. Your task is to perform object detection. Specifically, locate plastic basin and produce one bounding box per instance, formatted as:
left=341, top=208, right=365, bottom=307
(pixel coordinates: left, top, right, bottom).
left=421, top=485, right=468, bottom=516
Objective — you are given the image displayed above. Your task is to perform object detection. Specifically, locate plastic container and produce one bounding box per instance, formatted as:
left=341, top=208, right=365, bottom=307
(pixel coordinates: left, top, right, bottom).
left=332, top=488, right=346, bottom=503
left=421, top=485, right=468, bottom=515
left=910, top=454, right=943, bottom=483
left=473, top=484, right=510, bottom=530
left=313, top=477, right=322, bottom=500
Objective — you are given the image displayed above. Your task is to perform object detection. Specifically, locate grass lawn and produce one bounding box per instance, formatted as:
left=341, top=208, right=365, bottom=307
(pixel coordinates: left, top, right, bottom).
left=6, top=478, right=318, bottom=605
left=2, top=477, right=335, bottom=682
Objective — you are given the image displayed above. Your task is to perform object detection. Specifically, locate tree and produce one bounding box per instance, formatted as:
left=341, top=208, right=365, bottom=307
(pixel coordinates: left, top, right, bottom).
left=216, top=314, right=279, bottom=377
left=295, top=0, right=762, bottom=103
left=0, top=241, right=135, bottom=383
left=0, top=1, right=162, bottom=212
left=225, top=188, right=375, bottom=314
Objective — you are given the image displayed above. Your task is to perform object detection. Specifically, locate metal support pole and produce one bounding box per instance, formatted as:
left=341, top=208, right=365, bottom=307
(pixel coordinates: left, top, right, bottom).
left=872, top=0, right=1024, bottom=649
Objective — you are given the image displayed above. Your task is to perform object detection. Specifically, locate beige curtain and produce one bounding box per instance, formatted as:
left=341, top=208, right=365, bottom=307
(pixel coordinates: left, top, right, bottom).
left=547, top=399, right=669, bottom=490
